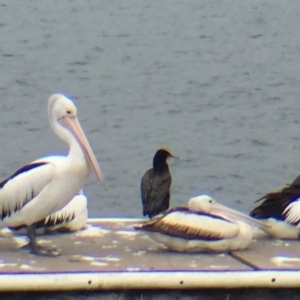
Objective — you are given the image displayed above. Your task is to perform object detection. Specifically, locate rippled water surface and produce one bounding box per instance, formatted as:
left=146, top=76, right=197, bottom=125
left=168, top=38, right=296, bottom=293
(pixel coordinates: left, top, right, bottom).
left=1, top=0, right=300, bottom=298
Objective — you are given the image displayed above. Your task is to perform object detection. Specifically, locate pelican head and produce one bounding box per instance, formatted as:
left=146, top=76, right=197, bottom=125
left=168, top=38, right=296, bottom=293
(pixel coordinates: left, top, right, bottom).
left=188, top=195, right=215, bottom=213
left=48, top=94, right=108, bottom=191
left=188, top=195, right=269, bottom=230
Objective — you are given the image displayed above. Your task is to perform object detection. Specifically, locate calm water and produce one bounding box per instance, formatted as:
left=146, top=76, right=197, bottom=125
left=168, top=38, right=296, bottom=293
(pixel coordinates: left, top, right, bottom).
left=1, top=0, right=300, bottom=298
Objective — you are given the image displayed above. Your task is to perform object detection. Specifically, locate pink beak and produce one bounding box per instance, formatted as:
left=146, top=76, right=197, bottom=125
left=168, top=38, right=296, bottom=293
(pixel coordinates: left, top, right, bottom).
left=61, top=116, right=108, bottom=191
left=212, top=203, right=269, bottom=230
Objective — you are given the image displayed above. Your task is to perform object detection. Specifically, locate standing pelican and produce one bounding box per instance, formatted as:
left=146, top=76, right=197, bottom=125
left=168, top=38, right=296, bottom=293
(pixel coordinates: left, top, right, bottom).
left=141, top=149, right=178, bottom=218
left=250, top=175, right=300, bottom=239
left=0, top=94, right=107, bottom=256
left=135, top=195, right=268, bottom=252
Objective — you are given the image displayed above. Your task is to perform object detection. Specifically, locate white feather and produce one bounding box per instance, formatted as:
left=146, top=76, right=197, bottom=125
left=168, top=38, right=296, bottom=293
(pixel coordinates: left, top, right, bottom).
left=0, top=163, right=54, bottom=225
left=1, top=155, right=89, bottom=228
left=45, top=190, right=88, bottom=231
left=162, top=211, right=239, bottom=239
left=283, top=198, right=300, bottom=225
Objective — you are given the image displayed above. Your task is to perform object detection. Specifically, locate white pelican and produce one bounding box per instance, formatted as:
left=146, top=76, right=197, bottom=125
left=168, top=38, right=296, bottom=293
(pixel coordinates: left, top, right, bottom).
left=0, top=94, right=107, bottom=256
left=135, top=195, right=268, bottom=252
left=250, top=175, right=300, bottom=239
left=43, top=189, right=88, bottom=232
left=9, top=190, right=88, bottom=233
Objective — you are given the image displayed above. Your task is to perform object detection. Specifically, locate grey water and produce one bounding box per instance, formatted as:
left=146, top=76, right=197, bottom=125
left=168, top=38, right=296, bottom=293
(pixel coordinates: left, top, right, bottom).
left=1, top=0, right=300, bottom=299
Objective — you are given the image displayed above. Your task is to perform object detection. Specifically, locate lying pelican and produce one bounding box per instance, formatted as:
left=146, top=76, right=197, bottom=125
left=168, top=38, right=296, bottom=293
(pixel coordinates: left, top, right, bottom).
left=135, top=195, right=268, bottom=252
left=0, top=94, right=107, bottom=256
left=250, top=175, right=300, bottom=239
left=42, top=189, right=88, bottom=232
left=9, top=190, right=88, bottom=233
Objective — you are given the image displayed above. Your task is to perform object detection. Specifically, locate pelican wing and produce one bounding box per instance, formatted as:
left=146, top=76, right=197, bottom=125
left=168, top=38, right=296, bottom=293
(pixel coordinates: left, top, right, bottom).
left=251, top=183, right=300, bottom=220
left=283, top=198, right=300, bottom=226
left=136, top=208, right=239, bottom=240
left=40, top=190, right=87, bottom=231
left=0, top=162, right=54, bottom=220
left=42, top=210, right=75, bottom=228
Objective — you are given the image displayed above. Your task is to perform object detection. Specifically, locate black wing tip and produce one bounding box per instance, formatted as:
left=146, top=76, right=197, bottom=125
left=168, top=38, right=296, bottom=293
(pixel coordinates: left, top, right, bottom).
left=0, top=162, right=49, bottom=189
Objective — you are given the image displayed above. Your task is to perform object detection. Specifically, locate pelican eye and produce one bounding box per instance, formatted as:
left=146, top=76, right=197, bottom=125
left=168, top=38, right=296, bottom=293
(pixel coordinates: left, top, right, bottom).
left=66, top=110, right=71, bottom=114
left=209, top=200, right=213, bottom=203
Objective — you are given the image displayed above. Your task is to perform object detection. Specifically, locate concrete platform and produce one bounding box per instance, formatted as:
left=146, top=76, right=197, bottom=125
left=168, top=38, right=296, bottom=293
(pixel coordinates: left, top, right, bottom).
left=0, top=218, right=300, bottom=291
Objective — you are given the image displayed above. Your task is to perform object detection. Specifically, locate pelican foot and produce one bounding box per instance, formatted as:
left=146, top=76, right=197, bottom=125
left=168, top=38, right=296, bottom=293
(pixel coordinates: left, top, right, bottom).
left=21, top=242, right=61, bottom=256
left=26, top=224, right=61, bottom=256
left=21, top=242, right=57, bottom=250
left=20, top=242, right=30, bottom=250
left=30, top=246, right=61, bottom=257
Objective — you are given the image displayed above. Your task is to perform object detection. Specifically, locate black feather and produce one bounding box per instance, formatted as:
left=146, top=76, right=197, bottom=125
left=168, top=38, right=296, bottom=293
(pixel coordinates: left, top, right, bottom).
left=250, top=176, right=300, bottom=224
left=141, top=149, right=175, bottom=218
left=0, top=162, right=48, bottom=188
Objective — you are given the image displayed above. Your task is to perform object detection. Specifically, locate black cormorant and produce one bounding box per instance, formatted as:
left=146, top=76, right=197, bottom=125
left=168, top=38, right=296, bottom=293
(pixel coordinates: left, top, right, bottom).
left=141, top=149, right=177, bottom=218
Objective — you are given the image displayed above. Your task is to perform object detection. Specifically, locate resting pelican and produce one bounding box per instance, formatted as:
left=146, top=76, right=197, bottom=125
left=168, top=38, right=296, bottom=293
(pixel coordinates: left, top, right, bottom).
left=141, top=149, right=178, bottom=218
left=135, top=195, right=268, bottom=252
left=250, top=175, right=300, bottom=239
left=9, top=190, right=88, bottom=233
left=42, top=189, right=88, bottom=232
left=0, top=94, right=107, bottom=256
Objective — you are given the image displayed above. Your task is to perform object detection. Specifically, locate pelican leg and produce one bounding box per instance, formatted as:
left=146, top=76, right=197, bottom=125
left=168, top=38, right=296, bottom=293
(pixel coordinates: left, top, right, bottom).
left=26, top=224, right=60, bottom=257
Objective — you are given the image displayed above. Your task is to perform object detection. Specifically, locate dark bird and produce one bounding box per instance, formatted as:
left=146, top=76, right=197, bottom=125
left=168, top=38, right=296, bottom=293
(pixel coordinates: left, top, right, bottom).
left=250, top=174, right=300, bottom=221
left=250, top=174, right=300, bottom=239
left=141, top=149, right=178, bottom=218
